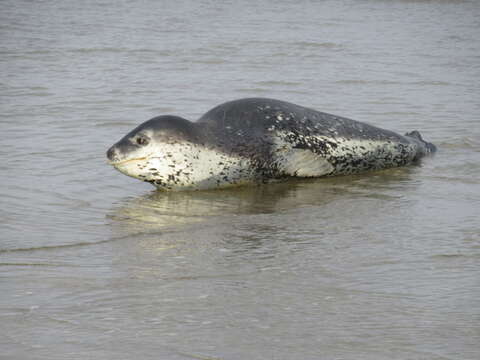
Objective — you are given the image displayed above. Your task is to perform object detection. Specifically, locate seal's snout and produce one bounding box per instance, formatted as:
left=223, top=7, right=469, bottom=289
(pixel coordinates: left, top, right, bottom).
left=107, top=146, right=119, bottom=163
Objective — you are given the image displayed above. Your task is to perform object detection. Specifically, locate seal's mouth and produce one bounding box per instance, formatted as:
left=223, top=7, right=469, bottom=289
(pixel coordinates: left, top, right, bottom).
left=108, top=157, right=148, bottom=166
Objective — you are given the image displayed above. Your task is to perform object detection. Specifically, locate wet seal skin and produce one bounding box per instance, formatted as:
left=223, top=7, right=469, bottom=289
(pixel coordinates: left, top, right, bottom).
left=106, top=98, right=436, bottom=191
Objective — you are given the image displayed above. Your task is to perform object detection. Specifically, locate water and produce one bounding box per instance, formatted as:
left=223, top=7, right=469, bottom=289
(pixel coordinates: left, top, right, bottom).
left=1, top=0, right=479, bottom=359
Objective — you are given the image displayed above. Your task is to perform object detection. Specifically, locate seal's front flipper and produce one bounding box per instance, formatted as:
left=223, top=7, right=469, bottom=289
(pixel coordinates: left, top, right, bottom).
left=274, top=147, right=334, bottom=178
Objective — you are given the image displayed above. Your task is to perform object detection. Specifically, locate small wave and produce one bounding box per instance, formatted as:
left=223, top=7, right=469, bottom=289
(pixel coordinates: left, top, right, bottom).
left=0, top=49, right=53, bottom=56
left=427, top=175, right=479, bottom=185
left=235, top=88, right=270, bottom=93
left=335, top=79, right=368, bottom=85
left=0, top=238, right=119, bottom=254
left=95, top=121, right=137, bottom=128
left=280, top=89, right=311, bottom=95
left=191, top=58, right=226, bottom=64
left=370, top=111, right=421, bottom=116
left=67, top=48, right=172, bottom=56
left=294, top=41, right=341, bottom=49
left=0, top=262, right=77, bottom=267
left=336, top=79, right=402, bottom=85
left=3, top=90, right=53, bottom=97
left=148, top=107, right=177, bottom=114
left=68, top=47, right=128, bottom=54
left=413, top=81, right=451, bottom=86
left=430, top=253, right=477, bottom=259
left=437, top=137, right=480, bottom=150
left=256, top=81, right=301, bottom=87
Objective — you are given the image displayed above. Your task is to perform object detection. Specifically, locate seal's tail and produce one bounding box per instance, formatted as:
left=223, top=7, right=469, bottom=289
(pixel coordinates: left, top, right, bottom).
left=405, top=130, right=437, bottom=153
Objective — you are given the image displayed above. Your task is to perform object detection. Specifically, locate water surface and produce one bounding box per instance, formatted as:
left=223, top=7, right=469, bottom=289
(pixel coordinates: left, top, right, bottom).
left=1, top=0, right=479, bottom=359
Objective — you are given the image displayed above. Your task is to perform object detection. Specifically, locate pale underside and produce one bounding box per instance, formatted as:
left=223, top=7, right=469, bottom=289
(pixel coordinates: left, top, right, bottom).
left=113, top=132, right=417, bottom=191
left=112, top=142, right=256, bottom=191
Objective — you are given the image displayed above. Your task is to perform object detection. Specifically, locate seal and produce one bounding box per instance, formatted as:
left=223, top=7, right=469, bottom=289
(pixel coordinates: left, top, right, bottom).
left=107, top=98, right=436, bottom=191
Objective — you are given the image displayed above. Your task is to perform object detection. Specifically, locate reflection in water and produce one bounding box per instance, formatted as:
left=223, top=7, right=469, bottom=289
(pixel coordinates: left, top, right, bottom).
left=107, top=166, right=417, bottom=240
left=104, top=165, right=422, bottom=293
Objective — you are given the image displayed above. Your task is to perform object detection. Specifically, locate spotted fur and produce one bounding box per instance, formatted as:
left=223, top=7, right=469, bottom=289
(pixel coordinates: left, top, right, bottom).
left=107, top=98, right=436, bottom=191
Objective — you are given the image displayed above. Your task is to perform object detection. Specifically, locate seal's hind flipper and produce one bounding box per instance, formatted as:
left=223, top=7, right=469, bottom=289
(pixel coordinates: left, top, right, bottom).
left=405, top=130, right=423, bottom=141
left=405, top=130, right=437, bottom=153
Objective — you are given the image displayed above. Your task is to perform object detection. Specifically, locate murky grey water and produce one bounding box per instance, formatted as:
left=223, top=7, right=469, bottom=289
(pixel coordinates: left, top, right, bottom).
left=1, top=0, right=479, bottom=359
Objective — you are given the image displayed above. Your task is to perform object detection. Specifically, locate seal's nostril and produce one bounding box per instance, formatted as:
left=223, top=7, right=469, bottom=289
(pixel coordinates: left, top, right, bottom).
left=107, top=146, right=117, bottom=161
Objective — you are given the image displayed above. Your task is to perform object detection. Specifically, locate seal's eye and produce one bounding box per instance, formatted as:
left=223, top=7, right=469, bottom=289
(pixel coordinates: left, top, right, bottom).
left=136, top=136, right=149, bottom=146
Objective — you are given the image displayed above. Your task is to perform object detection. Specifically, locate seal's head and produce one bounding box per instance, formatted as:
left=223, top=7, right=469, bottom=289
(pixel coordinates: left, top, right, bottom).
left=107, top=114, right=255, bottom=191
left=107, top=115, right=203, bottom=190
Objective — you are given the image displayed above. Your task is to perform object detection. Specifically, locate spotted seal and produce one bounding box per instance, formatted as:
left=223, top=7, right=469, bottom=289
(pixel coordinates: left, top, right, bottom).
left=106, top=98, right=436, bottom=191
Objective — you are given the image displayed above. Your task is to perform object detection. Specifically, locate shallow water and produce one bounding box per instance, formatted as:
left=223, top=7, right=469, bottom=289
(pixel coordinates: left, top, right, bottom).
left=1, top=0, right=479, bottom=359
